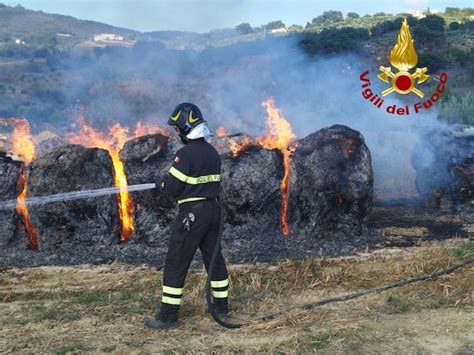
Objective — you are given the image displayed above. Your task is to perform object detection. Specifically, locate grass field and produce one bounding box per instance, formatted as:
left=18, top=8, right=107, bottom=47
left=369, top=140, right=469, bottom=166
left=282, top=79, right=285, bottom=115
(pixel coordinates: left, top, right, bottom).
left=1, top=239, right=473, bottom=354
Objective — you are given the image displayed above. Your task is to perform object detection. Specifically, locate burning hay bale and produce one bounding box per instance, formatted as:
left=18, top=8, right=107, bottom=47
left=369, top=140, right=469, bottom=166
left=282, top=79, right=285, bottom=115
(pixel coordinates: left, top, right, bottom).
left=0, top=152, right=23, bottom=248
left=26, top=145, right=120, bottom=263
left=119, top=133, right=175, bottom=247
left=0, top=123, right=375, bottom=266
left=412, top=126, right=473, bottom=219
left=290, top=125, right=373, bottom=238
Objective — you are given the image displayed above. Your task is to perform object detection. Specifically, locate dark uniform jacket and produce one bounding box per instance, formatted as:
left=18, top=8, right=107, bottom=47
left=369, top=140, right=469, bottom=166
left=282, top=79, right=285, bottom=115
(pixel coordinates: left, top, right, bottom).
left=161, top=138, right=221, bottom=204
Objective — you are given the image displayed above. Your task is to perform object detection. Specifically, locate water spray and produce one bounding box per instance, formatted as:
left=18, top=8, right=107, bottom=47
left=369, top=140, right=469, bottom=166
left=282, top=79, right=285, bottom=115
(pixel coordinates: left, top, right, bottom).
left=0, top=183, right=156, bottom=210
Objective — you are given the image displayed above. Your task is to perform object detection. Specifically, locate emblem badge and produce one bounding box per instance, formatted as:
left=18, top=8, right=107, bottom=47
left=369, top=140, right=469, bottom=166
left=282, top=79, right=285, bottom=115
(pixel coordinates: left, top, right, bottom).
left=377, top=19, right=429, bottom=98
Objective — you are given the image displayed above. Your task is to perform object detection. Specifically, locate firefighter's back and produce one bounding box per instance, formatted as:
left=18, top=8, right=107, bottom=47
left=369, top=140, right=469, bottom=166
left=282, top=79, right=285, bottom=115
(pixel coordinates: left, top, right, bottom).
left=177, top=138, right=221, bottom=202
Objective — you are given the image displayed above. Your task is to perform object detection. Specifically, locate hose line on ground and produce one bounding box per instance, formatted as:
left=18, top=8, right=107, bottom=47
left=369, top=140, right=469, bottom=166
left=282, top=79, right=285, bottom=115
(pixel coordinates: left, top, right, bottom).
left=206, top=200, right=474, bottom=329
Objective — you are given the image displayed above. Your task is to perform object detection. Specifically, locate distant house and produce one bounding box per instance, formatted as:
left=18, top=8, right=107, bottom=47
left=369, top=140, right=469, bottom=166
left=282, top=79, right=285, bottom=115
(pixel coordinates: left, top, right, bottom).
left=93, top=33, right=124, bottom=42
left=407, top=9, right=441, bottom=19
left=407, top=10, right=426, bottom=19
left=270, top=27, right=288, bottom=34
left=14, top=38, right=26, bottom=45
left=56, top=33, right=73, bottom=38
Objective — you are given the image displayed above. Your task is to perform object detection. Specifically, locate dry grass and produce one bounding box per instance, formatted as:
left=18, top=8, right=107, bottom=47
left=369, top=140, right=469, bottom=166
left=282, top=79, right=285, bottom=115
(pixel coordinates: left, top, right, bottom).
left=0, top=238, right=473, bottom=354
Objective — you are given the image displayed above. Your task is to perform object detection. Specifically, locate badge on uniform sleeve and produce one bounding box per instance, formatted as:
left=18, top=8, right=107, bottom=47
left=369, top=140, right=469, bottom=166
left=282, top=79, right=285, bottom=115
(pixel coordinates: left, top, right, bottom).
left=174, top=156, right=181, bottom=164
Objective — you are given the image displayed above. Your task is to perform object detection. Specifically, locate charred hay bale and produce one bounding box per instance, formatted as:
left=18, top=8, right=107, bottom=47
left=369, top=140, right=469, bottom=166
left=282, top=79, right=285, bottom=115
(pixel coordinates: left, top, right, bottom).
left=412, top=126, right=473, bottom=219
left=291, top=124, right=373, bottom=237
left=0, top=152, right=23, bottom=248
left=27, top=144, right=119, bottom=261
left=119, top=133, right=176, bottom=248
left=221, top=146, right=283, bottom=226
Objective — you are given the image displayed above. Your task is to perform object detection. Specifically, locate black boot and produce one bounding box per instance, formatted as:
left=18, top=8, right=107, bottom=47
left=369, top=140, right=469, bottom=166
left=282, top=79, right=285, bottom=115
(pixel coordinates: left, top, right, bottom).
left=211, top=298, right=229, bottom=319
left=144, top=303, right=180, bottom=330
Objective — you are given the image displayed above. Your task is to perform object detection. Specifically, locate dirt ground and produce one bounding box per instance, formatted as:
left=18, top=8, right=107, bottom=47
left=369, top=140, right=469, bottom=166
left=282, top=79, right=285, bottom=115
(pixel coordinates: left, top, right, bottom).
left=0, top=238, right=473, bottom=354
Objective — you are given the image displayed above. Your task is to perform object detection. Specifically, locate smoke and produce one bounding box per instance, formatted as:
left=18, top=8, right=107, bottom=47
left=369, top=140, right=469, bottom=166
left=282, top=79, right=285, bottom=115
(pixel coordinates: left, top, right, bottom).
left=47, top=34, right=448, bottom=200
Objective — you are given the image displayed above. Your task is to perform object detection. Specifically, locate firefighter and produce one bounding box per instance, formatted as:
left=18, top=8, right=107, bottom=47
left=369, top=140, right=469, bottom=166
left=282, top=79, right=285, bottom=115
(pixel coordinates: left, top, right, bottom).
left=145, top=103, right=230, bottom=330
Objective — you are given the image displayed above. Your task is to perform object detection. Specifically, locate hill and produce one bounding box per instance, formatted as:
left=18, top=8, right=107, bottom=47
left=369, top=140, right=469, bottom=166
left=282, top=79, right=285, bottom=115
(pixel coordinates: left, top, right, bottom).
left=0, top=3, right=139, bottom=40
left=0, top=4, right=472, bottom=128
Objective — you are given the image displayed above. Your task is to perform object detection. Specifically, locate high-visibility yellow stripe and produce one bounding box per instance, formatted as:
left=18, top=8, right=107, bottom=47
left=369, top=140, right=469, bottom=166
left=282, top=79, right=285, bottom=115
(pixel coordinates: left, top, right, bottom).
left=211, top=279, right=229, bottom=288
left=212, top=290, right=228, bottom=298
left=163, top=285, right=183, bottom=296
left=162, top=296, right=182, bottom=305
left=169, top=166, right=220, bottom=185
left=177, top=197, right=207, bottom=205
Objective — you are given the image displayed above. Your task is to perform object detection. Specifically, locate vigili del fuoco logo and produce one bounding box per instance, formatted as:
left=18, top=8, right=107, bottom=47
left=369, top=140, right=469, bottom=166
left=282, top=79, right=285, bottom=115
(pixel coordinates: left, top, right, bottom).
left=359, top=19, right=448, bottom=116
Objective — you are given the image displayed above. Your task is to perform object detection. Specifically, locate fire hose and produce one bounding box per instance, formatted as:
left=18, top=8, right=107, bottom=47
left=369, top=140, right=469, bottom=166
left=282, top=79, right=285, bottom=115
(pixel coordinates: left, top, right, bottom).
left=208, top=198, right=474, bottom=328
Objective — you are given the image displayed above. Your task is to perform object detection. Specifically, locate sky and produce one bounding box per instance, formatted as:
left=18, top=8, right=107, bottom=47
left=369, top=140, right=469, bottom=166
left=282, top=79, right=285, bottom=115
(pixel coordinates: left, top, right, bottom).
left=10, top=0, right=474, bottom=33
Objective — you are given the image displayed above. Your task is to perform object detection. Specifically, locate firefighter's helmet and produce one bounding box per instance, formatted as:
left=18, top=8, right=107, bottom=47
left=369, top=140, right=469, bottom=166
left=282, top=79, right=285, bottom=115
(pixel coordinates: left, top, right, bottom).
left=168, top=103, right=205, bottom=136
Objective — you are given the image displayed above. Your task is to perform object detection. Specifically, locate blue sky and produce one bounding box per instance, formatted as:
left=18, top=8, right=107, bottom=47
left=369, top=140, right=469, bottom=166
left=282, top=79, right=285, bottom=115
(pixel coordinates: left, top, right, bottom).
left=13, top=0, right=474, bottom=32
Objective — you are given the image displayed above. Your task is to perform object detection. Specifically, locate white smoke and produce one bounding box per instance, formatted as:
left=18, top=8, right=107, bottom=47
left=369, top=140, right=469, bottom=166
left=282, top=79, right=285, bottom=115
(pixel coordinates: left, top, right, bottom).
left=56, top=35, right=448, bottom=200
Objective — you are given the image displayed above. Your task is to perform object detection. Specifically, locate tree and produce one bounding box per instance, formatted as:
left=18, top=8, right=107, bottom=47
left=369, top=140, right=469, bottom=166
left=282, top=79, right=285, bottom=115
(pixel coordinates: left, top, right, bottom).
left=445, top=7, right=460, bottom=14
left=418, top=15, right=445, bottom=31
left=288, top=24, right=303, bottom=32
left=301, top=27, right=369, bottom=55
left=265, top=20, right=285, bottom=31
left=373, top=12, right=386, bottom=17
left=371, top=20, right=398, bottom=36
left=413, top=16, right=446, bottom=50
left=235, top=23, right=253, bottom=35
left=311, top=10, right=344, bottom=26
left=347, top=12, right=360, bottom=19
left=449, top=21, right=461, bottom=31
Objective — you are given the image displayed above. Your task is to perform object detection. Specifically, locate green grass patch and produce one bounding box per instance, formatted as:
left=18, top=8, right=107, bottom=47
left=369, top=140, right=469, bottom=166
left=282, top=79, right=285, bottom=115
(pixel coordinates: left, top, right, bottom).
left=29, top=303, right=81, bottom=322
left=101, top=345, right=117, bottom=353
left=126, top=339, right=143, bottom=349
left=54, top=342, right=90, bottom=355
left=447, top=242, right=474, bottom=258
left=450, top=247, right=466, bottom=257
left=74, top=290, right=110, bottom=305
left=307, top=332, right=331, bottom=350
left=385, top=294, right=413, bottom=314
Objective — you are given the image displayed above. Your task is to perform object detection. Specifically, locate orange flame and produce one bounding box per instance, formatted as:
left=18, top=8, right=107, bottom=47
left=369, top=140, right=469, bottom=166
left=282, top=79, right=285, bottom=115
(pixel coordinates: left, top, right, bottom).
left=0, top=118, right=39, bottom=249
left=134, top=121, right=169, bottom=137
left=229, top=136, right=253, bottom=157
left=226, top=98, right=296, bottom=235
left=67, top=119, right=167, bottom=242
left=215, top=127, right=228, bottom=138
left=67, top=118, right=161, bottom=242
left=258, top=98, right=296, bottom=235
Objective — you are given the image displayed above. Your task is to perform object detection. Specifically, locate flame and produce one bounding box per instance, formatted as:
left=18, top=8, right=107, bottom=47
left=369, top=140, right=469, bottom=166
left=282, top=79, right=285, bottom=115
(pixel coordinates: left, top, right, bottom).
left=0, top=118, right=39, bottom=249
left=215, top=127, right=228, bottom=138
left=134, top=121, right=169, bottom=137
left=67, top=118, right=158, bottom=242
left=229, top=136, right=253, bottom=157
left=258, top=98, right=296, bottom=235
left=17, top=167, right=38, bottom=249
left=389, top=19, right=418, bottom=71
left=226, top=98, right=296, bottom=235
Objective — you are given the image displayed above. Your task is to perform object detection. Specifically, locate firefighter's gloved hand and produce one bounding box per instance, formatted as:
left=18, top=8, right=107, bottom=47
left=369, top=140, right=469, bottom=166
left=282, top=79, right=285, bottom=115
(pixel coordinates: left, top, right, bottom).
left=182, top=213, right=195, bottom=232
left=152, top=175, right=167, bottom=197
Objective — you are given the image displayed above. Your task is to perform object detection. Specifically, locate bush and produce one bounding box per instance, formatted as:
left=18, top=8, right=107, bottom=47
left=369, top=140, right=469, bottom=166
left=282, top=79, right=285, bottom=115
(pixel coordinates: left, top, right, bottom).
left=370, top=16, right=419, bottom=36
left=449, top=21, right=461, bottom=31
left=412, top=22, right=446, bottom=49
left=439, top=92, right=474, bottom=125
left=301, top=27, right=370, bottom=55
left=235, top=23, right=253, bottom=35
left=347, top=12, right=360, bottom=19
left=311, top=10, right=344, bottom=27
left=418, top=15, right=446, bottom=31
left=265, top=20, right=285, bottom=31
